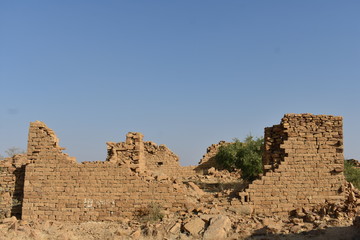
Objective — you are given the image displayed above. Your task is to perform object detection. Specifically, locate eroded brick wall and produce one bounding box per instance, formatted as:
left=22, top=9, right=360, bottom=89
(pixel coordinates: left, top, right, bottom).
left=22, top=122, right=188, bottom=222
left=239, top=113, right=346, bottom=215
left=106, top=134, right=197, bottom=178
left=0, top=159, right=15, bottom=219
left=144, top=142, right=178, bottom=170
left=3, top=113, right=349, bottom=221
left=0, top=155, right=27, bottom=219
left=106, top=132, right=145, bottom=173
left=195, top=141, right=230, bottom=172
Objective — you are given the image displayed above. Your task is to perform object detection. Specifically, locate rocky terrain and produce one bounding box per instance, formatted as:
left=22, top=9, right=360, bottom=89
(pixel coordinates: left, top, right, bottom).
left=1, top=169, right=360, bottom=240
left=1, top=115, right=358, bottom=239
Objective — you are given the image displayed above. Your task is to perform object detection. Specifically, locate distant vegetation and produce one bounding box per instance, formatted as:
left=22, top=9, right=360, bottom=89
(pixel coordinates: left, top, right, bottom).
left=344, top=160, right=360, bottom=189
left=215, top=135, right=264, bottom=181
left=0, top=147, right=25, bottom=160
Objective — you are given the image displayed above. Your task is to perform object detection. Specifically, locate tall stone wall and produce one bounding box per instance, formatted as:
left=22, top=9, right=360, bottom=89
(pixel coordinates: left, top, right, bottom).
left=22, top=122, right=188, bottom=222
left=239, top=113, right=346, bottom=215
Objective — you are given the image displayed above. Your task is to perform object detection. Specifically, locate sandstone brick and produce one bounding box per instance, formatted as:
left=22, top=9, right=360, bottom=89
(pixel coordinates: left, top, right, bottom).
left=239, top=114, right=346, bottom=215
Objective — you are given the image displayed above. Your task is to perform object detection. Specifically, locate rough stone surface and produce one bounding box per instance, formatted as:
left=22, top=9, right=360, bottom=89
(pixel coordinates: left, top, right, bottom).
left=0, top=113, right=349, bottom=223
left=183, top=217, right=205, bottom=237
left=195, top=141, right=230, bottom=172
left=203, top=215, right=231, bottom=240
left=0, top=154, right=27, bottom=219
left=187, top=182, right=205, bottom=197
left=238, top=113, right=346, bottom=215
left=21, top=121, right=189, bottom=221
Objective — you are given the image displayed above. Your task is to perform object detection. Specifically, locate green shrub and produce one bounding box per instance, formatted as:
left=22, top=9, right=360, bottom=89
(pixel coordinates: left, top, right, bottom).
left=214, top=139, right=243, bottom=170
left=344, top=160, right=360, bottom=189
left=215, top=135, right=264, bottom=181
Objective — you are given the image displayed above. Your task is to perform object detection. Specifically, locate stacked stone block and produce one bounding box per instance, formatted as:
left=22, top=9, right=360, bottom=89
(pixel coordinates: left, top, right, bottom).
left=27, top=120, right=76, bottom=164
left=22, top=122, right=188, bottom=222
left=239, top=114, right=346, bottom=215
left=2, top=113, right=349, bottom=221
left=106, top=132, right=145, bottom=173
left=144, top=141, right=183, bottom=174
left=195, top=141, right=230, bottom=172
left=0, top=155, right=27, bottom=219
left=263, top=124, right=287, bottom=173
left=0, top=159, right=15, bottom=219
left=107, top=135, right=197, bottom=178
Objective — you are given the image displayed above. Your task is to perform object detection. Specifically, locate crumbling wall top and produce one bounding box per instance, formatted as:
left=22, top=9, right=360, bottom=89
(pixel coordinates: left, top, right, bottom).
left=27, top=121, right=76, bottom=164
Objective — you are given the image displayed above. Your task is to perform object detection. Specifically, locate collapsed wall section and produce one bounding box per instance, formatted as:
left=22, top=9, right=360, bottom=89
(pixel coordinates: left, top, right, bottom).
left=143, top=141, right=197, bottom=178
left=107, top=135, right=197, bottom=178
left=22, top=122, right=188, bottom=222
left=195, top=141, right=229, bottom=172
left=106, top=132, right=145, bottom=173
left=239, top=114, right=346, bottom=215
left=263, top=124, right=287, bottom=173
left=27, top=121, right=76, bottom=164
left=144, top=141, right=179, bottom=172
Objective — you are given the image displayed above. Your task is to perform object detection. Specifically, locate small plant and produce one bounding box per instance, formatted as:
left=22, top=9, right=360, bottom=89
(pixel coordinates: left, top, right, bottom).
left=215, top=135, right=264, bottom=181
left=344, top=160, right=360, bottom=189
left=137, top=202, right=164, bottom=222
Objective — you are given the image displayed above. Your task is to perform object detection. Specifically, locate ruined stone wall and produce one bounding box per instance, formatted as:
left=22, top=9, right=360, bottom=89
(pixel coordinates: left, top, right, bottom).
left=262, top=124, right=287, bottom=173
left=195, top=141, right=230, bottom=172
left=0, top=155, right=27, bottom=219
left=143, top=141, right=179, bottom=171
left=106, top=132, right=145, bottom=173
left=2, top=113, right=349, bottom=221
left=106, top=134, right=197, bottom=178
left=239, top=114, right=346, bottom=215
left=22, top=122, right=188, bottom=222
left=0, top=159, right=15, bottom=219
left=143, top=141, right=198, bottom=178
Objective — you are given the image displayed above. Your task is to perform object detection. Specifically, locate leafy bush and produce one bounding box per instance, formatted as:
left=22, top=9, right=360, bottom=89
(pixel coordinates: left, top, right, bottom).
left=344, top=160, right=360, bottom=189
left=215, top=135, right=264, bottom=181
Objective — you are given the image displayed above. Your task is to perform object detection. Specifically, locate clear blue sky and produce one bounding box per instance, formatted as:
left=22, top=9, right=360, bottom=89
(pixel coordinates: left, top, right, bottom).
left=1, top=1, right=359, bottom=165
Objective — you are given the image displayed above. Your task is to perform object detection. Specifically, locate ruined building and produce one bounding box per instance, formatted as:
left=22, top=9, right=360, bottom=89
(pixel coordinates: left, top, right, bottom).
left=0, top=114, right=347, bottom=221
left=237, top=114, right=345, bottom=215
